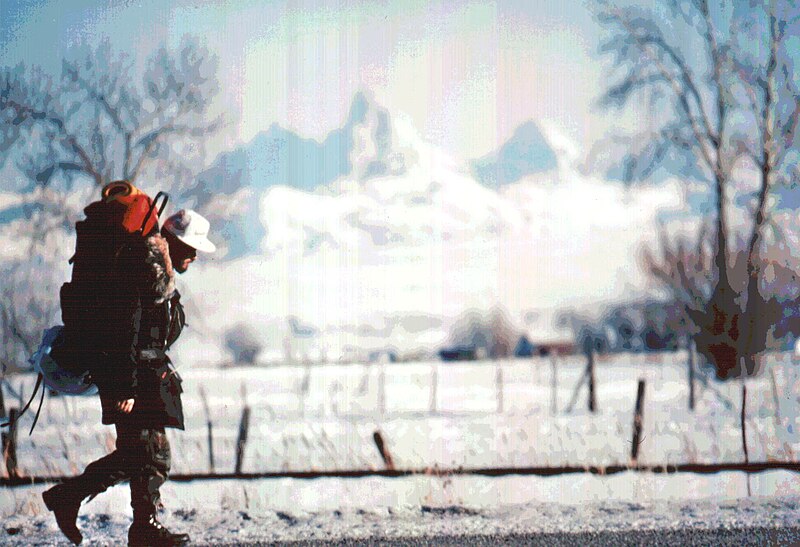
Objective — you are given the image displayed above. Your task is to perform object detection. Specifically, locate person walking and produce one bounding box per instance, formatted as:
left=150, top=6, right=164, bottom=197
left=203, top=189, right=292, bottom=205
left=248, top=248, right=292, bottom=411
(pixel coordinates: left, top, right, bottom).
left=42, top=209, right=216, bottom=546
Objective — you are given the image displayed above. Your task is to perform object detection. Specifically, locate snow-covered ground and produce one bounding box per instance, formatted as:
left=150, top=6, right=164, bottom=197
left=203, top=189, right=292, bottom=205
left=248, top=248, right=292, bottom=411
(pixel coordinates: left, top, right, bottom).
left=1, top=477, right=799, bottom=545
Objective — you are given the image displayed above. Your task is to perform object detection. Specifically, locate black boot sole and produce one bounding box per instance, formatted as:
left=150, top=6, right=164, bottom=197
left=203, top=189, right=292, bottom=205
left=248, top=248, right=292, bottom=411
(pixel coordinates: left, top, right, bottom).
left=128, top=535, right=190, bottom=547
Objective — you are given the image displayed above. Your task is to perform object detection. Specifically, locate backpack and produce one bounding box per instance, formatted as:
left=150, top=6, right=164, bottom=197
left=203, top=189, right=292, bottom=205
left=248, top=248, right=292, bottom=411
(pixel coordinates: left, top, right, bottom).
left=56, top=181, right=169, bottom=369
left=1, top=181, right=169, bottom=434
left=60, top=183, right=167, bottom=345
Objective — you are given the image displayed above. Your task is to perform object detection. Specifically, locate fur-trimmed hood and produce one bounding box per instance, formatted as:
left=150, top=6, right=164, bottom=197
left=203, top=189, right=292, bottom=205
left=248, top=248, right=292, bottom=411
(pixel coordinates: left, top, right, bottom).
left=144, top=233, right=176, bottom=303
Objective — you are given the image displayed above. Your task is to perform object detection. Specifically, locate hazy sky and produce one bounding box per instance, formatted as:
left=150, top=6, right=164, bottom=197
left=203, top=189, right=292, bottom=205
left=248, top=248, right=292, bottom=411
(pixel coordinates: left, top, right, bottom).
left=0, top=0, right=628, bottom=161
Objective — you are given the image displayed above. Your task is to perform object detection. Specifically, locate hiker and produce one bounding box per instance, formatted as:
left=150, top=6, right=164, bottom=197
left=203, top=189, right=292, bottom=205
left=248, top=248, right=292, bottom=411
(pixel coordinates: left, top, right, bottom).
left=42, top=208, right=216, bottom=547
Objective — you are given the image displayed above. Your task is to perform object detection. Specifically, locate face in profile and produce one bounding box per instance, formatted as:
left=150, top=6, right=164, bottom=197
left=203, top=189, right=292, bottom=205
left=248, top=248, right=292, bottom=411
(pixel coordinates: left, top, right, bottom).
left=165, top=231, right=198, bottom=273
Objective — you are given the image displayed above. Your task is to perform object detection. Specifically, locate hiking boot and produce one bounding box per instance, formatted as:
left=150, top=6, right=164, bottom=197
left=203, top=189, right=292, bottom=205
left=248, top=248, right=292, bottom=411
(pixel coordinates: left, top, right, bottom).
left=128, top=514, right=190, bottom=546
left=42, top=482, right=84, bottom=545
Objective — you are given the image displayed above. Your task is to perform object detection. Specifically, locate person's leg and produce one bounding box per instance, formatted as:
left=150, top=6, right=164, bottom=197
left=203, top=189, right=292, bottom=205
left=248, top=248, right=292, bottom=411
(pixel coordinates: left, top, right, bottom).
left=129, top=427, right=171, bottom=517
left=128, top=428, right=189, bottom=546
left=43, top=424, right=138, bottom=545
left=77, top=424, right=141, bottom=494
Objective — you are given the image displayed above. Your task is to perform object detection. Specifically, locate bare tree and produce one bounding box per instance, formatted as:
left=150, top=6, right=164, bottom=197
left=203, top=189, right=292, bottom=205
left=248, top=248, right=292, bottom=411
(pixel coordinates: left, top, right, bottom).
left=597, top=0, right=800, bottom=379
left=0, top=37, right=223, bottom=373
left=1, top=37, right=221, bottom=195
left=730, top=1, right=800, bottom=369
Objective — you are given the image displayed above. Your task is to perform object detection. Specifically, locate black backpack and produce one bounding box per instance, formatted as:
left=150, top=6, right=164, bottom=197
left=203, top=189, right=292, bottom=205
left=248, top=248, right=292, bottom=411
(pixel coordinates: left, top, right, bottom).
left=55, top=182, right=169, bottom=370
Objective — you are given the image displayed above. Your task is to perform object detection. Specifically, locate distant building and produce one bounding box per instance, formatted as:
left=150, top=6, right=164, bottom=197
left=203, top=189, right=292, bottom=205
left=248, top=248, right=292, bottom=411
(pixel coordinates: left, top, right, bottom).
left=514, top=335, right=536, bottom=357
left=521, top=309, right=577, bottom=357
left=533, top=341, right=576, bottom=356
left=438, top=346, right=478, bottom=361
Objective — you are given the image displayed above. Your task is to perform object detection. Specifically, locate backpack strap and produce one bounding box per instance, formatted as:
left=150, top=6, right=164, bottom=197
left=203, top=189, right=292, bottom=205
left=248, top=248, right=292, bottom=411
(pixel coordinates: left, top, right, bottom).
left=29, top=379, right=47, bottom=435
left=139, top=191, right=170, bottom=234
left=0, top=373, right=44, bottom=435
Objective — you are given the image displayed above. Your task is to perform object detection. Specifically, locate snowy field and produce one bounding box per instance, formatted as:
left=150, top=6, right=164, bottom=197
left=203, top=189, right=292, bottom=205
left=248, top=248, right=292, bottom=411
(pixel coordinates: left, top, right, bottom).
left=2, top=350, right=799, bottom=480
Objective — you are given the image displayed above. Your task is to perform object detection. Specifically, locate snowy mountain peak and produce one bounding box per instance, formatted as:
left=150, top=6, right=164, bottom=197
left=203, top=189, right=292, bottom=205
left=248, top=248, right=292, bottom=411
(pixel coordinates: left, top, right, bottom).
left=195, top=91, right=407, bottom=200
left=346, top=91, right=407, bottom=182
left=471, top=121, right=558, bottom=188
left=347, top=91, right=370, bottom=125
left=189, top=92, right=416, bottom=258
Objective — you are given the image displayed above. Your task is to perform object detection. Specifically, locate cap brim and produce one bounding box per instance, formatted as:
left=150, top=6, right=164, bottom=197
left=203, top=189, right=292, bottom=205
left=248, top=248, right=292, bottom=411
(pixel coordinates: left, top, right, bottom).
left=177, top=235, right=217, bottom=253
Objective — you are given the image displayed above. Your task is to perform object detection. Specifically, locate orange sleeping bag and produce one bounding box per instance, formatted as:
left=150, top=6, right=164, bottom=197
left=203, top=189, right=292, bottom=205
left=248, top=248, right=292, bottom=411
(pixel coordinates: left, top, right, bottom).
left=101, top=180, right=169, bottom=235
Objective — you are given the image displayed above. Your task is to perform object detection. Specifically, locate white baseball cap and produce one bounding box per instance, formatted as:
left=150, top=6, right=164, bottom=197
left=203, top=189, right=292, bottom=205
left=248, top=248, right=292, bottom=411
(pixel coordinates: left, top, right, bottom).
left=163, top=209, right=217, bottom=253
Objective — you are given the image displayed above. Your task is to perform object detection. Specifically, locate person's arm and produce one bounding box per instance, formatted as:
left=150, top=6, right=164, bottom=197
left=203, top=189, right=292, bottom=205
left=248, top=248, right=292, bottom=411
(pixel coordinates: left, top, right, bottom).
left=165, top=290, right=186, bottom=350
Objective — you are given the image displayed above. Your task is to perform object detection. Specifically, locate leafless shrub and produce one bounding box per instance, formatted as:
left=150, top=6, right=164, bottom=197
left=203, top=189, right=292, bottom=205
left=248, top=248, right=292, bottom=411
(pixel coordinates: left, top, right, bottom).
left=224, top=323, right=263, bottom=365
left=447, top=307, right=520, bottom=359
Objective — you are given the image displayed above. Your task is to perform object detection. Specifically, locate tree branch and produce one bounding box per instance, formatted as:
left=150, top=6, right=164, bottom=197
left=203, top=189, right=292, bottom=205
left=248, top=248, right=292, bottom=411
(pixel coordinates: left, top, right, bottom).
left=610, top=10, right=719, bottom=174
left=2, top=96, right=101, bottom=185
left=62, top=60, right=129, bottom=137
left=128, top=113, right=222, bottom=182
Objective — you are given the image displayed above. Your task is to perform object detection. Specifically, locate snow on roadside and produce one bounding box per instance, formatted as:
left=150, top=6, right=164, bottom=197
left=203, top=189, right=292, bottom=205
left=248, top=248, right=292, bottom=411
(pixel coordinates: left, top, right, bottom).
left=1, top=476, right=799, bottom=545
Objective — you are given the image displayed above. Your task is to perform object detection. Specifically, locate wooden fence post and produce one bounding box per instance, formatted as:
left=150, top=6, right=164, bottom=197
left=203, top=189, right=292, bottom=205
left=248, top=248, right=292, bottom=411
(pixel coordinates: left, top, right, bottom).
left=429, top=363, right=438, bottom=414
left=235, top=405, right=251, bottom=475
left=234, top=382, right=250, bottom=475
left=206, top=421, right=215, bottom=474
left=378, top=363, right=386, bottom=418
left=741, top=380, right=751, bottom=496
left=496, top=361, right=504, bottom=414
left=769, top=367, right=781, bottom=426
left=2, top=408, right=19, bottom=479
left=550, top=353, right=558, bottom=415
left=741, top=382, right=749, bottom=464
left=565, top=368, right=588, bottom=414
left=631, top=380, right=645, bottom=463
left=587, top=350, right=596, bottom=413
left=199, top=387, right=215, bottom=473
left=373, top=430, right=395, bottom=471
left=687, top=337, right=696, bottom=411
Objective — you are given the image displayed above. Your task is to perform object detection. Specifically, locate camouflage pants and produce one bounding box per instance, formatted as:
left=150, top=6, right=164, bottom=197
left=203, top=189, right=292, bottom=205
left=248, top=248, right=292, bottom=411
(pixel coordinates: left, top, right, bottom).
left=71, top=424, right=171, bottom=516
